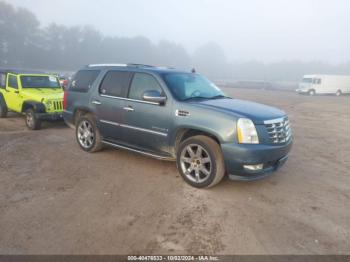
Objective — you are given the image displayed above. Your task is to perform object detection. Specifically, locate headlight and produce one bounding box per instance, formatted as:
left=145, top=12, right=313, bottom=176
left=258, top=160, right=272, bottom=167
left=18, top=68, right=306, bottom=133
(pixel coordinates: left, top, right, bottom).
left=45, top=100, right=52, bottom=109
left=237, top=118, right=259, bottom=144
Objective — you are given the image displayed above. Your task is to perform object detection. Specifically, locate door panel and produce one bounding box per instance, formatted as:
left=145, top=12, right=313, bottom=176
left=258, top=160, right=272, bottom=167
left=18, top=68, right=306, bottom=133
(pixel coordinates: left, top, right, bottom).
left=121, top=72, right=172, bottom=154
left=93, top=95, right=125, bottom=141
left=92, top=70, right=132, bottom=141
left=6, top=74, right=22, bottom=112
left=121, top=101, right=171, bottom=153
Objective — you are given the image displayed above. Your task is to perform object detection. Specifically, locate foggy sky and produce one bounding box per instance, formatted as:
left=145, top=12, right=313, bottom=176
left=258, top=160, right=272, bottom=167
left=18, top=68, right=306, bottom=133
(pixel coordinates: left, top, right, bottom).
left=9, top=0, right=350, bottom=64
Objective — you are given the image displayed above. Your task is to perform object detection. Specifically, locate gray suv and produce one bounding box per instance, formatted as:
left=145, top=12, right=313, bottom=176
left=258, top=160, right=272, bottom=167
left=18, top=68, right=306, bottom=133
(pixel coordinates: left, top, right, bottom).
left=63, top=64, right=292, bottom=188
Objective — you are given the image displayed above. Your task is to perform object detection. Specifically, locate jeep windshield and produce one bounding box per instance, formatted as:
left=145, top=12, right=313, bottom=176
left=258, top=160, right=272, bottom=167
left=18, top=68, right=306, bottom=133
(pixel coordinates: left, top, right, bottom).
left=162, top=73, right=226, bottom=101
left=20, top=75, right=61, bottom=88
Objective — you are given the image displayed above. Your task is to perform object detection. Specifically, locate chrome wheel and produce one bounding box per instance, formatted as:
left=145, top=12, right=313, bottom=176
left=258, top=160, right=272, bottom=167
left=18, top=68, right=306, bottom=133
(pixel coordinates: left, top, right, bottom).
left=77, top=120, right=95, bottom=149
left=180, top=144, right=212, bottom=183
left=26, top=112, right=34, bottom=128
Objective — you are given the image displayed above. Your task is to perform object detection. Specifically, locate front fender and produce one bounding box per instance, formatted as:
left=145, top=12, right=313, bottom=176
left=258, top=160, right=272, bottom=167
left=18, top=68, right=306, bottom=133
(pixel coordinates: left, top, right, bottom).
left=22, top=101, right=46, bottom=113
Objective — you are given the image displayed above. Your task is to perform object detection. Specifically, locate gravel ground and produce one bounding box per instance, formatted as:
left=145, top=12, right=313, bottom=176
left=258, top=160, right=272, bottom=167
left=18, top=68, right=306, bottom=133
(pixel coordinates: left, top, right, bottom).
left=0, top=88, right=349, bottom=255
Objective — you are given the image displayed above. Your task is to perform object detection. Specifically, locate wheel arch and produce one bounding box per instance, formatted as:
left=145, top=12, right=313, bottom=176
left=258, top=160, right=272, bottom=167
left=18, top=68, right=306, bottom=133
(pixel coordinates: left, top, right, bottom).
left=173, top=127, right=221, bottom=154
left=73, top=107, right=95, bottom=125
left=21, top=101, right=45, bottom=113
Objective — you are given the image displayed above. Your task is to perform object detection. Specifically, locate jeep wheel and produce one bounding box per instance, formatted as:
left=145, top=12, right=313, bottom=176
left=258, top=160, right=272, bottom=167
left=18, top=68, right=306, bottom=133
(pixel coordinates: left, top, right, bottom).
left=25, top=108, right=41, bottom=130
left=0, top=101, right=7, bottom=118
left=177, top=135, right=225, bottom=188
left=76, top=114, right=102, bottom=152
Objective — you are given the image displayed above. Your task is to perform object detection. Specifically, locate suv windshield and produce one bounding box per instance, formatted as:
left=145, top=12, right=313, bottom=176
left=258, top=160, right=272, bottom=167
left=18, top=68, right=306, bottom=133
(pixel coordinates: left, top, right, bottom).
left=162, top=73, right=226, bottom=101
left=20, top=75, right=61, bottom=88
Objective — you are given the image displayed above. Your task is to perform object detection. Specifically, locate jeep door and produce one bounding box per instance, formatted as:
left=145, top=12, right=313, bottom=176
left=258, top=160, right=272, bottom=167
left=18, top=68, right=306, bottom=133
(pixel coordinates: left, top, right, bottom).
left=93, top=70, right=133, bottom=141
left=121, top=72, right=172, bottom=154
left=5, top=74, right=22, bottom=112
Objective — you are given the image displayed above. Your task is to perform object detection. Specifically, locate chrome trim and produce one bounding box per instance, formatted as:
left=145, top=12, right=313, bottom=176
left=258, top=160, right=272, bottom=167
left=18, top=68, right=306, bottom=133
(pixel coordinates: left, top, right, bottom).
left=123, top=106, right=134, bottom=112
left=102, top=140, right=174, bottom=161
left=100, top=94, right=159, bottom=105
left=99, top=120, right=167, bottom=137
left=175, top=109, right=190, bottom=117
left=264, top=117, right=292, bottom=144
left=63, top=110, right=73, bottom=114
left=120, top=123, right=167, bottom=137
left=92, top=100, right=102, bottom=105
left=100, top=119, right=120, bottom=127
left=264, top=117, right=287, bottom=125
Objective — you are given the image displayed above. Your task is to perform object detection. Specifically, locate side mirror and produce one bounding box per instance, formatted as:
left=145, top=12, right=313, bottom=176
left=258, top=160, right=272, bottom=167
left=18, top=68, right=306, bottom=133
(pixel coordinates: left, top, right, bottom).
left=142, top=90, right=166, bottom=105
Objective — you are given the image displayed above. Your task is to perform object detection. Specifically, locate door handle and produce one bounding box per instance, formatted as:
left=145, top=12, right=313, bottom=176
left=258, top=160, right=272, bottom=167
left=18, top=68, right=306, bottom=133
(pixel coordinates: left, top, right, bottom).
left=92, top=100, right=102, bottom=105
left=123, top=106, right=134, bottom=112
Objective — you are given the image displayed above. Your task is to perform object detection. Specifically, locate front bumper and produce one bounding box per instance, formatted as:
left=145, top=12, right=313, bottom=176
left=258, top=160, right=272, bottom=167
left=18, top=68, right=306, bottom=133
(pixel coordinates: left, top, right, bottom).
left=221, top=139, right=293, bottom=181
left=36, top=112, right=63, bottom=121
left=296, top=89, right=310, bottom=94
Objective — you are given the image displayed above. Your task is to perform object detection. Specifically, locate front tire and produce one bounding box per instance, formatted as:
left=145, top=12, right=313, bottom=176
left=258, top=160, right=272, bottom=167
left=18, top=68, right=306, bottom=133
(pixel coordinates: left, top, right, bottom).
left=176, top=135, right=225, bottom=188
left=76, top=114, right=102, bottom=152
left=308, top=90, right=316, bottom=96
left=25, top=108, right=41, bottom=130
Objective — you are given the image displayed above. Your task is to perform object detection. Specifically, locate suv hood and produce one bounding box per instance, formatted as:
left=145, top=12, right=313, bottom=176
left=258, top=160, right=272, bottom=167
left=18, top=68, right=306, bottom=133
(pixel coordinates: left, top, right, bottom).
left=192, top=98, right=286, bottom=124
left=21, top=88, right=63, bottom=101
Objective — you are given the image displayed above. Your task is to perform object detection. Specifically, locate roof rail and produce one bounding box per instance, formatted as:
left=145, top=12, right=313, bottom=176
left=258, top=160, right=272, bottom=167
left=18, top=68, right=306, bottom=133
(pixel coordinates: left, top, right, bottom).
left=127, top=63, right=155, bottom=68
left=87, top=63, right=128, bottom=67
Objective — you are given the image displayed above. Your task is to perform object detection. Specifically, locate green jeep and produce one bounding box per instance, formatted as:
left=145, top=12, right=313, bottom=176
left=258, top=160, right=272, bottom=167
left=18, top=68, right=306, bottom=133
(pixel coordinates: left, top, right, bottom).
left=0, top=69, right=64, bottom=130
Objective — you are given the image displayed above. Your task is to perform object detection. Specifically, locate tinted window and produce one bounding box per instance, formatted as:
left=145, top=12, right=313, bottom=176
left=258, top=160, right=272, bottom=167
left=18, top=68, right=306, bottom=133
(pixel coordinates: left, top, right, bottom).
left=99, top=71, right=132, bottom=97
left=0, top=73, right=6, bottom=88
left=128, top=73, right=163, bottom=100
left=70, top=70, right=100, bottom=92
left=8, top=75, right=18, bottom=89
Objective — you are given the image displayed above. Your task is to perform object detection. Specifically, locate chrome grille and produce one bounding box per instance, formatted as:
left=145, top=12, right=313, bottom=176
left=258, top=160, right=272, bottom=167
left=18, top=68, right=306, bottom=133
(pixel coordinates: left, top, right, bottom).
left=52, top=100, right=63, bottom=111
left=264, top=117, right=292, bottom=144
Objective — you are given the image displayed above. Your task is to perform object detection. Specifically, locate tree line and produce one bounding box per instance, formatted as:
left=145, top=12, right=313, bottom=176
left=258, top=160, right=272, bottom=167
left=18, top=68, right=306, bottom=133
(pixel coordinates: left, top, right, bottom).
left=1, top=1, right=350, bottom=82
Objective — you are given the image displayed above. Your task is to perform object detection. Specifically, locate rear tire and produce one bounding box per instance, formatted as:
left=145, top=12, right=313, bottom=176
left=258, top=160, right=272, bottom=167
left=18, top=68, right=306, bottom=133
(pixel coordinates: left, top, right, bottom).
left=76, top=114, right=102, bottom=152
left=336, top=90, right=342, bottom=96
left=176, top=135, right=225, bottom=188
left=25, top=108, right=41, bottom=130
left=0, top=99, right=7, bottom=118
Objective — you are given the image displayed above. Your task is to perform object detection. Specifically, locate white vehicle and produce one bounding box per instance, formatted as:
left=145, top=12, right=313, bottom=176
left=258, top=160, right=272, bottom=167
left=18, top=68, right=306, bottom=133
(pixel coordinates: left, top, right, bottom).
left=296, top=74, right=350, bottom=96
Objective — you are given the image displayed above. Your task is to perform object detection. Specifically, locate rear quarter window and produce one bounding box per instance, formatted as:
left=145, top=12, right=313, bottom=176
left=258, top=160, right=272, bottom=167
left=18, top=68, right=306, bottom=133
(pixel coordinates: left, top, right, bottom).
left=69, top=70, right=100, bottom=92
left=99, top=71, right=132, bottom=97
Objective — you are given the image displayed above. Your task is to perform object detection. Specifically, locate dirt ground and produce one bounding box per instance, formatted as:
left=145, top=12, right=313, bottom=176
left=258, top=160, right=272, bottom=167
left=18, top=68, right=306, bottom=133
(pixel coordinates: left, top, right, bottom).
left=0, top=88, right=349, bottom=255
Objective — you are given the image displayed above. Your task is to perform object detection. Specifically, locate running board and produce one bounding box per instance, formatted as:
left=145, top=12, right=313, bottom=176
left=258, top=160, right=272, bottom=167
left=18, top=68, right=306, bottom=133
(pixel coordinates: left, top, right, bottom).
left=102, top=140, right=175, bottom=161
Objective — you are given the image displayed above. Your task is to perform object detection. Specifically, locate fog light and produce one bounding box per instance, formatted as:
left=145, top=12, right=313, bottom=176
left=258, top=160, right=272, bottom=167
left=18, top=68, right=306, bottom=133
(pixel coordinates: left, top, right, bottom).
left=243, top=164, right=264, bottom=171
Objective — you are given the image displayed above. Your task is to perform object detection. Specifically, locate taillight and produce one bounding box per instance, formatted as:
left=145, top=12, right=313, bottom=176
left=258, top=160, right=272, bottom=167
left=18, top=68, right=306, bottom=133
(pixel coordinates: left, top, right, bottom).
left=63, top=90, right=67, bottom=110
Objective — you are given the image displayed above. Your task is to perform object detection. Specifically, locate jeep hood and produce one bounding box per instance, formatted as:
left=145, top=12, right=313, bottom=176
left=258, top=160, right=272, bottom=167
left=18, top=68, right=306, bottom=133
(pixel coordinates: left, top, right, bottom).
left=21, top=88, right=63, bottom=101
left=192, top=98, right=286, bottom=124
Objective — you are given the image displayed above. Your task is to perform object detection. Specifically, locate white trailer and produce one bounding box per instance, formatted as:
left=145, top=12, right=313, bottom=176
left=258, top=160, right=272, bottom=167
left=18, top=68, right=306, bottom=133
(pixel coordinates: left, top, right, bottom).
left=296, top=74, right=350, bottom=96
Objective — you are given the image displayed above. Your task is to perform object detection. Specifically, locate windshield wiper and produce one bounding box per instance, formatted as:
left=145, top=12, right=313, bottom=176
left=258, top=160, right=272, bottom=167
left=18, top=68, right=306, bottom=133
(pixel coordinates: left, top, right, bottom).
left=182, top=96, right=211, bottom=101
left=210, top=95, right=230, bottom=99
